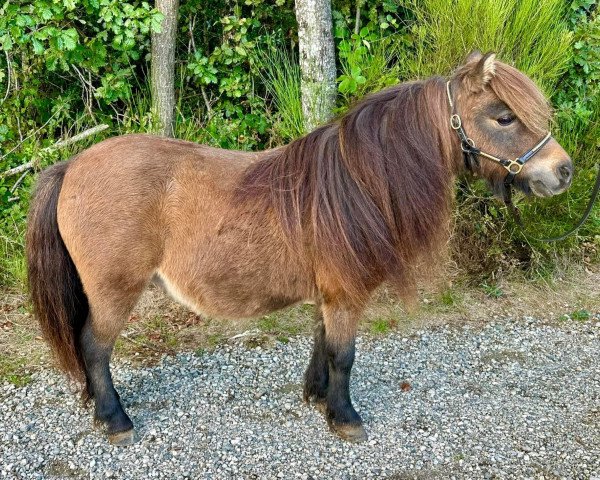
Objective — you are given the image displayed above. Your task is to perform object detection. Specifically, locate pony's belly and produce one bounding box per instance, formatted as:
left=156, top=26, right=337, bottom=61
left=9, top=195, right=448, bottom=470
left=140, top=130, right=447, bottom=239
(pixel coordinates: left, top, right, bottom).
left=155, top=270, right=306, bottom=319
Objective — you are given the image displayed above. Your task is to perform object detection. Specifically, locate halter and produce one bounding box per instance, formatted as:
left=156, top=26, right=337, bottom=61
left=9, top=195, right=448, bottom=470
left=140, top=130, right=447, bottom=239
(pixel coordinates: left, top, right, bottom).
left=445, top=80, right=600, bottom=242
left=446, top=81, right=552, bottom=188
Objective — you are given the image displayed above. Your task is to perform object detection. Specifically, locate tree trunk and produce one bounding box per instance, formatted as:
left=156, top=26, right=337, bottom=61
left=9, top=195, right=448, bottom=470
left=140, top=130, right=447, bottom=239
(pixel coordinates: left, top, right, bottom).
left=151, top=0, right=179, bottom=137
left=295, top=0, right=337, bottom=132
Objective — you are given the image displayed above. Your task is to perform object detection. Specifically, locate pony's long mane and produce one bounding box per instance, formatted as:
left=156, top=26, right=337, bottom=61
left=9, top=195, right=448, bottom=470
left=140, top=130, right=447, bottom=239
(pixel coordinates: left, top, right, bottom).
left=237, top=77, right=457, bottom=304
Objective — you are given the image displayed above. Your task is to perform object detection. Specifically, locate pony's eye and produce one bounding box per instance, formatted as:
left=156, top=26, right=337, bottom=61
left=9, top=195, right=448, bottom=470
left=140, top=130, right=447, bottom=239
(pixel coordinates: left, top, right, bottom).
left=497, top=114, right=515, bottom=126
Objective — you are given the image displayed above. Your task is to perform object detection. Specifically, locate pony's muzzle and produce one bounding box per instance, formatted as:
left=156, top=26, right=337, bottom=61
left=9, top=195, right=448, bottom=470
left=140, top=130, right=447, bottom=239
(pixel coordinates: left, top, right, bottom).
left=528, top=157, right=573, bottom=197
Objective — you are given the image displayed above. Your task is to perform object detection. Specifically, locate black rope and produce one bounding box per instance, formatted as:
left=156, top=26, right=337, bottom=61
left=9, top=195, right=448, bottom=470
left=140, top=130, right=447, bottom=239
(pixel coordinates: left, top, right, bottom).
left=506, top=164, right=600, bottom=243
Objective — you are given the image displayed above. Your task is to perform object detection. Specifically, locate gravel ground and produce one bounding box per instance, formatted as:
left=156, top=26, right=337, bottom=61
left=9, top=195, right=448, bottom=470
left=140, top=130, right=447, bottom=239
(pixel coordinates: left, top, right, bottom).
left=1, top=315, right=599, bottom=480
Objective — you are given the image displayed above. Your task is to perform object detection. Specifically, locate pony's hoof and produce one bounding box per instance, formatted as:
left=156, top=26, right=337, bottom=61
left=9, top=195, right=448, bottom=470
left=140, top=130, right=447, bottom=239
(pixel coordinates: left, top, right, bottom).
left=332, top=423, right=368, bottom=443
left=108, top=429, right=137, bottom=446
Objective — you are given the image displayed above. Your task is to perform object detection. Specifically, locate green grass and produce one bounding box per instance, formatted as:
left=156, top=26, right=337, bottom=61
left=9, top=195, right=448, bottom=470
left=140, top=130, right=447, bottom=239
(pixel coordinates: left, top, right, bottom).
left=0, top=230, right=26, bottom=291
left=206, top=333, right=226, bottom=347
left=570, top=309, right=591, bottom=321
left=401, top=0, right=572, bottom=94
left=256, top=304, right=313, bottom=336
left=0, top=355, right=33, bottom=387
left=440, top=288, right=462, bottom=307
left=194, top=347, right=206, bottom=357
left=5, top=373, right=32, bottom=387
left=257, top=40, right=304, bottom=142
left=480, top=282, right=504, bottom=298
left=370, top=318, right=393, bottom=335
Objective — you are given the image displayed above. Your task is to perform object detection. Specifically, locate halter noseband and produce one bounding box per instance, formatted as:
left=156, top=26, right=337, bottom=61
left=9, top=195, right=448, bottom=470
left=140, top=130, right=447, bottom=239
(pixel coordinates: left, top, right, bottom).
left=445, top=81, right=552, bottom=189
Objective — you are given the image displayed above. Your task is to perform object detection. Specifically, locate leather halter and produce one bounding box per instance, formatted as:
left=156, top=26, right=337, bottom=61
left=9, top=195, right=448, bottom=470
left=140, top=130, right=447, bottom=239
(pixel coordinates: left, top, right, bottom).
left=446, top=81, right=552, bottom=189
left=446, top=80, right=600, bottom=243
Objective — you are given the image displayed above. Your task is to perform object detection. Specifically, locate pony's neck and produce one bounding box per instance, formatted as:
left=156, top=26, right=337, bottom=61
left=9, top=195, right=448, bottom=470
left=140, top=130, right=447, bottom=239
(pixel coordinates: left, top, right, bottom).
left=333, top=76, right=461, bottom=178
left=236, top=77, right=456, bottom=303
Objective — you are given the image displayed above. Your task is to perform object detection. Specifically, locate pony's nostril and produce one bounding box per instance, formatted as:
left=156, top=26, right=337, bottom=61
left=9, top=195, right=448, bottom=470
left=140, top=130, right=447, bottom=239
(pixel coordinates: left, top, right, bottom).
left=558, top=162, right=573, bottom=183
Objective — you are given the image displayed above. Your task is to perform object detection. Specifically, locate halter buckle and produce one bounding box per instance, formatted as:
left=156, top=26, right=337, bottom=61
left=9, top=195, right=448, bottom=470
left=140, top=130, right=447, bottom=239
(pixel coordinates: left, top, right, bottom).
left=504, top=159, right=523, bottom=175
left=450, top=114, right=462, bottom=130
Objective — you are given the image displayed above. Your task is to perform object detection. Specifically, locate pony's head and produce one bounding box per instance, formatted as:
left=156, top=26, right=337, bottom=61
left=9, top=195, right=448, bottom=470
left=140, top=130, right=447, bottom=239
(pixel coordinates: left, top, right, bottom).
left=449, top=51, right=572, bottom=198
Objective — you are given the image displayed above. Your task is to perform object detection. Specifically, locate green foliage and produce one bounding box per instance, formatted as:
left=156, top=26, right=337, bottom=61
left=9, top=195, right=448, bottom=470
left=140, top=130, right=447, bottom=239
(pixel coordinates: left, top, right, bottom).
left=336, top=25, right=401, bottom=101
left=179, top=0, right=296, bottom=149
left=0, top=0, right=162, bottom=102
left=552, top=1, right=600, bottom=152
left=257, top=39, right=304, bottom=142
left=400, top=0, right=572, bottom=93
left=333, top=1, right=406, bottom=105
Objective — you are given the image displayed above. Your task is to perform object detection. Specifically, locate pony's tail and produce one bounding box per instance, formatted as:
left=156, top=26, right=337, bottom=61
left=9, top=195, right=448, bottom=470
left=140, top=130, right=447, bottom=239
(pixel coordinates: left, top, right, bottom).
left=26, top=161, right=89, bottom=382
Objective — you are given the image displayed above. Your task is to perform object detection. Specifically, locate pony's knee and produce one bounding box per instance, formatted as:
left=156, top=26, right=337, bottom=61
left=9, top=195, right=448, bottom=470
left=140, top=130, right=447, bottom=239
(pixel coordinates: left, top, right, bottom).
left=325, top=339, right=355, bottom=370
left=321, top=302, right=361, bottom=347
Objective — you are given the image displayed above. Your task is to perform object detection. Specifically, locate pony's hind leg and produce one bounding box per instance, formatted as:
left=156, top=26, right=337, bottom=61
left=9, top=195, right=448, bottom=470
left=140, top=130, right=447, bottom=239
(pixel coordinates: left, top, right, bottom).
left=303, top=307, right=329, bottom=411
left=315, top=301, right=367, bottom=442
left=81, top=290, right=143, bottom=446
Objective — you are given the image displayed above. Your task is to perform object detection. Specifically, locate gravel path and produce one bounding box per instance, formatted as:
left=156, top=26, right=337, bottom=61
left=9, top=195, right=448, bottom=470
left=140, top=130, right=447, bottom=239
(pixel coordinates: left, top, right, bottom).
left=1, top=315, right=599, bottom=479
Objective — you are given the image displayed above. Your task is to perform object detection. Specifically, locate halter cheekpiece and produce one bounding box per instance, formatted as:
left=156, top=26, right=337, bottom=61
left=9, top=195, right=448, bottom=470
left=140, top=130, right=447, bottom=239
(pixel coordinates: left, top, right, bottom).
left=445, top=81, right=552, bottom=190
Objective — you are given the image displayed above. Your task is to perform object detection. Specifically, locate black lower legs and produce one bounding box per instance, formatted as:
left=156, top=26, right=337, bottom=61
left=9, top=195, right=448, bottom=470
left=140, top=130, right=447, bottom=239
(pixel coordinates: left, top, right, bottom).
left=304, top=305, right=366, bottom=442
left=303, top=311, right=329, bottom=405
left=81, top=321, right=135, bottom=445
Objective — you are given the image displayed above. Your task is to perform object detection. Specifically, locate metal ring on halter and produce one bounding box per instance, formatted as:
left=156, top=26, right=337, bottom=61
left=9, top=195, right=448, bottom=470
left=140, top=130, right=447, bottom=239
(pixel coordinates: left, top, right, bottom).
left=460, top=137, right=475, bottom=152
left=450, top=114, right=462, bottom=130
left=504, top=159, right=523, bottom=175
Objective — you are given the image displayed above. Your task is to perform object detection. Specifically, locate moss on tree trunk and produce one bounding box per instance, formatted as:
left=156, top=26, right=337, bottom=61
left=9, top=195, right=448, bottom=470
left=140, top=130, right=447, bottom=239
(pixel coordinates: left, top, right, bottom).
left=151, top=0, right=179, bottom=138
left=295, top=0, right=337, bottom=132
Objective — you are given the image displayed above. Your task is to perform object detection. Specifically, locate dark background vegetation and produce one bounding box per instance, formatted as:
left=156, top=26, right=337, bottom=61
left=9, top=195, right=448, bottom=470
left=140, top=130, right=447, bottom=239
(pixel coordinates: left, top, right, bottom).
left=0, top=0, right=599, bottom=291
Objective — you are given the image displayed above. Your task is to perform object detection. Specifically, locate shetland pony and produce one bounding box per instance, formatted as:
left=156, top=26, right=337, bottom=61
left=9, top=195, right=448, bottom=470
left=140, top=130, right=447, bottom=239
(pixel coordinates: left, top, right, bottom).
left=26, top=53, right=572, bottom=445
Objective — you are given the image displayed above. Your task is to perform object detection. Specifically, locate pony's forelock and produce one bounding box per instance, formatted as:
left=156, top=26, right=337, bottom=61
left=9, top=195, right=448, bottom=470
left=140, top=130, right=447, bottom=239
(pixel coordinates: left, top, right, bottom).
left=488, top=63, right=551, bottom=136
left=454, top=59, right=551, bottom=136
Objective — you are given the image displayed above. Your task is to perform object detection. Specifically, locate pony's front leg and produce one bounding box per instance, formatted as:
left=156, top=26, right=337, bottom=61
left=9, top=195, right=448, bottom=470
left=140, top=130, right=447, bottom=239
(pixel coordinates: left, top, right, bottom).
left=320, top=302, right=367, bottom=442
left=303, top=307, right=329, bottom=409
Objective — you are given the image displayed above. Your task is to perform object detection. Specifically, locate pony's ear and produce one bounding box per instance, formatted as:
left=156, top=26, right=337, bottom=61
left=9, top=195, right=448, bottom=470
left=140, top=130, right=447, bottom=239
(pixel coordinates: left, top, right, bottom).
left=464, top=50, right=482, bottom=64
left=463, top=52, right=496, bottom=91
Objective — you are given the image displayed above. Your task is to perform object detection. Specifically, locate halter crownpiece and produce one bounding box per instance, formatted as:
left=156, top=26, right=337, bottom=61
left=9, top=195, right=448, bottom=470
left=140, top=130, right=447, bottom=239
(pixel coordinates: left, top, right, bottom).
left=445, top=80, right=552, bottom=186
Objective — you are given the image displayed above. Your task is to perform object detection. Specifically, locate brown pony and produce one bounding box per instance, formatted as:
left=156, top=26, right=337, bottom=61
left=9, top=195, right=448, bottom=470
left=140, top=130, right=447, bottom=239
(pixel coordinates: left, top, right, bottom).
left=26, top=53, right=572, bottom=445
